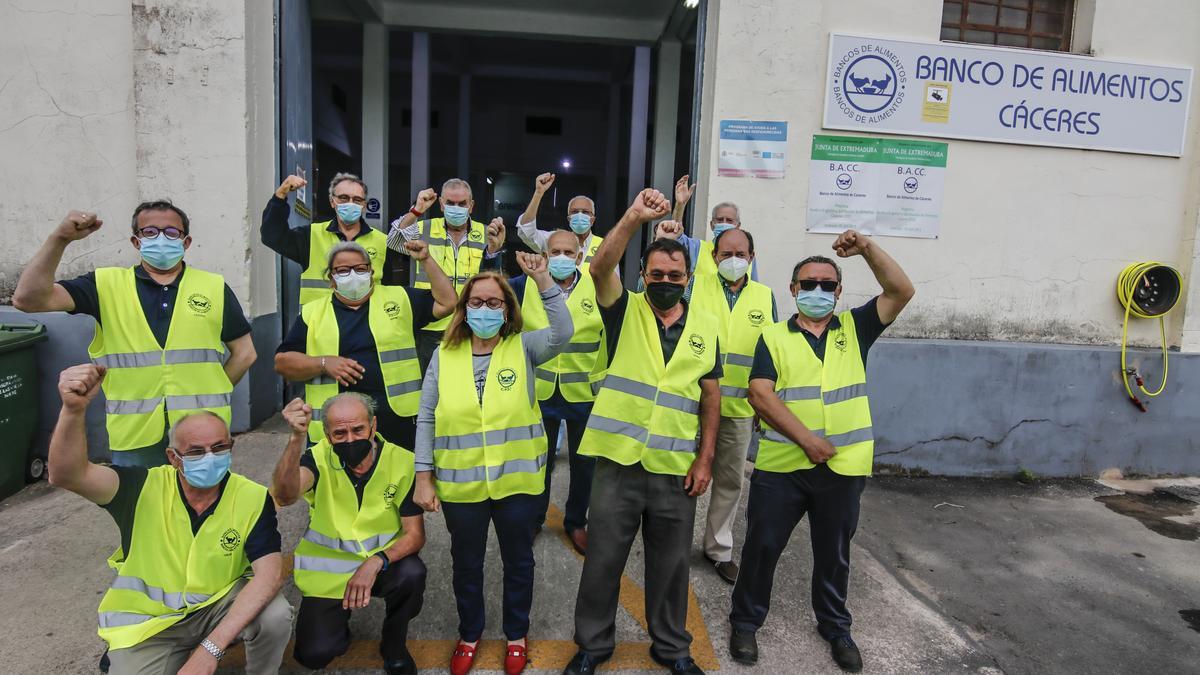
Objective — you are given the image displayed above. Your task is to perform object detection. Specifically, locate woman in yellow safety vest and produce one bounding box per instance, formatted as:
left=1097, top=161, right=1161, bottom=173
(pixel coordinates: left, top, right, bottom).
left=413, top=256, right=573, bottom=675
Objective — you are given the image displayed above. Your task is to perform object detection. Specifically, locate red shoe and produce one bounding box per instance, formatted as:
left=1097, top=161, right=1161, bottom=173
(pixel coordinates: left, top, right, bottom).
left=505, top=641, right=529, bottom=675
left=450, top=640, right=477, bottom=675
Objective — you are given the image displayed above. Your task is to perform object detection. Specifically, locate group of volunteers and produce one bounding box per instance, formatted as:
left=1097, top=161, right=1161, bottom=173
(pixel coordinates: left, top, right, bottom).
left=14, top=166, right=913, bottom=675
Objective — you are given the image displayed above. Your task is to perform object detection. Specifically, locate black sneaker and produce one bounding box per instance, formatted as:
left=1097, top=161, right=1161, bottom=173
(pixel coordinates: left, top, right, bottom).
left=384, top=656, right=417, bottom=675
left=729, top=629, right=758, bottom=665
left=650, top=651, right=705, bottom=674
left=563, top=650, right=610, bottom=674
left=830, top=636, right=863, bottom=672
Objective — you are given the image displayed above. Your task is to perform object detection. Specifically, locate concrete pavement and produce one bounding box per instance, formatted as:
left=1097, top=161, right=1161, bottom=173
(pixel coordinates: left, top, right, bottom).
left=0, top=416, right=1195, bottom=673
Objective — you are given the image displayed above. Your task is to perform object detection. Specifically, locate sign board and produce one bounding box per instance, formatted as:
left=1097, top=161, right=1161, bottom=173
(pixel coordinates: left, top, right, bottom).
left=365, top=197, right=381, bottom=221
left=293, top=164, right=311, bottom=219
left=823, top=33, right=1192, bottom=156
left=718, top=120, right=788, bottom=178
left=807, top=135, right=947, bottom=239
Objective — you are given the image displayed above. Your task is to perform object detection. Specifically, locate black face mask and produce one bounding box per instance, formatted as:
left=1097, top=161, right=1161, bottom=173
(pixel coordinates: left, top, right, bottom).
left=332, top=438, right=373, bottom=468
left=645, top=281, right=686, bottom=311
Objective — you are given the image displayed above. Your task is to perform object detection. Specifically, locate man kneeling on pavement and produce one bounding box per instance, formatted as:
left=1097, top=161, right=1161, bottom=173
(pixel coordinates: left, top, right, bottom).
left=271, top=393, right=427, bottom=674
left=48, top=363, right=292, bottom=675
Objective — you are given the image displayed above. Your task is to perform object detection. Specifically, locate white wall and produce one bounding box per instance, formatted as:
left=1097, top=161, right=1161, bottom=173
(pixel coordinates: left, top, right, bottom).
left=698, top=0, right=1200, bottom=350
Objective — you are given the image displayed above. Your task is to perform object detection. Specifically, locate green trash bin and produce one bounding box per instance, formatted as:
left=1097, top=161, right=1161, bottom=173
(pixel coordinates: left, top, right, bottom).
left=0, top=322, right=48, bottom=501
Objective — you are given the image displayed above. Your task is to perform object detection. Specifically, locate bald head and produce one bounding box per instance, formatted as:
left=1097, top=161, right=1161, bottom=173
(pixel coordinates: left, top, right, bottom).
left=546, top=229, right=582, bottom=256
left=168, top=411, right=229, bottom=450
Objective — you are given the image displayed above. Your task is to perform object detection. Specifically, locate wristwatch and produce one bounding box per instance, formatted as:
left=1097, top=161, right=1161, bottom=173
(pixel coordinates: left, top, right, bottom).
left=200, top=638, right=225, bottom=661
left=374, top=550, right=390, bottom=571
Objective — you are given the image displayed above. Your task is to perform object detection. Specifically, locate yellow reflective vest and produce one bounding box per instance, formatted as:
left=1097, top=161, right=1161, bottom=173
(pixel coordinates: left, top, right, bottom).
left=301, top=288, right=422, bottom=443
left=756, top=312, right=874, bottom=476
left=294, top=437, right=415, bottom=598
left=88, top=266, right=232, bottom=451
left=580, top=233, right=604, bottom=272
left=522, top=274, right=606, bottom=403
left=580, top=293, right=719, bottom=476
left=299, top=222, right=388, bottom=305
left=413, top=218, right=488, bottom=331
left=433, top=335, right=547, bottom=502
left=689, top=274, right=774, bottom=418
left=97, top=467, right=266, bottom=650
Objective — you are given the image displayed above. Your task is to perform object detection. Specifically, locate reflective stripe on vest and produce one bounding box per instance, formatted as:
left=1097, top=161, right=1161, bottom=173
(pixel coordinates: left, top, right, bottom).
left=88, top=267, right=232, bottom=451
left=756, top=312, right=874, bottom=476
left=580, top=292, right=720, bottom=476
left=412, top=218, right=487, bottom=331
left=579, top=233, right=604, bottom=271
left=301, top=287, right=422, bottom=443
left=521, top=273, right=606, bottom=402
left=294, top=438, right=414, bottom=599
left=433, top=335, right=547, bottom=502
left=97, top=467, right=265, bottom=650
left=298, top=223, right=387, bottom=304
left=689, top=273, right=774, bottom=418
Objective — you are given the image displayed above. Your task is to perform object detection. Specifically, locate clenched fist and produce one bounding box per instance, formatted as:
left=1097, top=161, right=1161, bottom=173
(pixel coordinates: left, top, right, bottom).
left=534, top=172, right=555, bottom=195
left=275, top=174, right=308, bottom=200
left=403, top=240, right=430, bottom=261
left=486, top=217, right=506, bottom=253
left=54, top=210, right=103, bottom=243
left=59, top=363, right=106, bottom=412
left=832, top=229, right=871, bottom=258
left=282, top=397, right=312, bottom=436
left=414, top=188, right=438, bottom=214
left=656, top=220, right=683, bottom=241
left=628, top=189, right=671, bottom=223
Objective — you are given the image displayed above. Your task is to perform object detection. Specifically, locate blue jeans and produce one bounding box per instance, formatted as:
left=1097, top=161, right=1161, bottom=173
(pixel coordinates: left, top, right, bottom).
left=441, top=492, right=542, bottom=641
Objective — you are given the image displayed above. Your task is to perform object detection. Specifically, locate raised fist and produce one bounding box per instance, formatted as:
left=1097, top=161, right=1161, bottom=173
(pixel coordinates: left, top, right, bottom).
left=656, top=220, right=683, bottom=241
left=415, top=188, right=438, bottom=213
left=515, top=251, right=547, bottom=279
left=403, top=240, right=430, bottom=261
left=832, top=229, right=871, bottom=258
left=534, top=173, right=555, bottom=195
left=486, top=217, right=506, bottom=253
left=58, top=363, right=106, bottom=411
left=55, top=210, right=102, bottom=243
left=275, top=175, right=308, bottom=199
left=282, top=397, right=312, bottom=435
left=629, top=189, right=671, bottom=223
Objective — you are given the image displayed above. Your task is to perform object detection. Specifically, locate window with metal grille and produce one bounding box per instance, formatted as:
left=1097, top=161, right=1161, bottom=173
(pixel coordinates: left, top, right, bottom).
left=941, top=0, right=1074, bottom=51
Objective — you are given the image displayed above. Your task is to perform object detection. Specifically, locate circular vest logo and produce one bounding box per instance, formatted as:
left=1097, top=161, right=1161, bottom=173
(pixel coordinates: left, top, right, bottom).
left=382, top=483, right=399, bottom=505
left=748, top=309, right=766, bottom=326
left=187, top=293, right=213, bottom=315
left=219, top=528, right=242, bottom=552
left=469, top=228, right=484, bottom=241
left=367, top=246, right=379, bottom=258
left=497, top=367, right=518, bottom=391
left=580, top=298, right=595, bottom=314
left=384, top=301, right=401, bottom=319
left=834, top=330, right=848, bottom=353
left=688, top=333, right=707, bottom=356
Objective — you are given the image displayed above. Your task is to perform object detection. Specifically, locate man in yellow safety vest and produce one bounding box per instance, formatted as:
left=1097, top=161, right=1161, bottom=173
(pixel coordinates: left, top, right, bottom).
left=47, top=363, right=291, bottom=674
left=728, top=230, right=914, bottom=673
left=13, top=203, right=257, bottom=467
left=271, top=393, right=427, bottom=675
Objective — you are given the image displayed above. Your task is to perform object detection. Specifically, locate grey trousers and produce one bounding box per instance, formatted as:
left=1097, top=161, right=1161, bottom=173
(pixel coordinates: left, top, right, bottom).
left=107, top=578, right=294, bottom=675
left=702, top=416, right=754, bottom=562
left=573, top=458, right=697, bottom=661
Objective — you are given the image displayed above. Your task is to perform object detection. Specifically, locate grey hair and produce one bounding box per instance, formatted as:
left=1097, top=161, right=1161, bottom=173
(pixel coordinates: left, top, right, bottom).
left=167, top=411, right=228, bottom=449
left=324, top=241, right=371, bottom=279
left=567, top=195, right=596, bottom=213
left=710, top=201, right=741, bottom=223
left=441, top=177, right=473, bottom=200
left=546, top=228, right=582, bottom=253
left=329, top=172, right=368, bottom=199
left=320, top=392, right=376, bottom=429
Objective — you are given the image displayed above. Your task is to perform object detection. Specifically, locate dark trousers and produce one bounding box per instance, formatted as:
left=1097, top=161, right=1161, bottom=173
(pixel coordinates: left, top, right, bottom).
left=573, top=458, right=697, bottom=661
left=441, top=492, right=542, bottom=641
left=293, top=554, right=427, bottom=668
left=540, top=416, right=595, bottom=532
left=416, top=329, right=443, bottom=375
left=729, top=464, right=866, bottom=640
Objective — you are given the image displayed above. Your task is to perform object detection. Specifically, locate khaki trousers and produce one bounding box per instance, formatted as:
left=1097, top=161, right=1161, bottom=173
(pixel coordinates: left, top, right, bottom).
left=106, top=578, right=293, bottom=675
left=702, top=415, right=754, bottom=562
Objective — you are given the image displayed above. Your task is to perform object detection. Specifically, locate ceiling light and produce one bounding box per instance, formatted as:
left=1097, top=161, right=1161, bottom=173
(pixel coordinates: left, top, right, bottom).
left=684, top=0, right=699, bottom=8
left=561, top=158, right=572, bottom=170
left=485, top=176, right=494, bottom=185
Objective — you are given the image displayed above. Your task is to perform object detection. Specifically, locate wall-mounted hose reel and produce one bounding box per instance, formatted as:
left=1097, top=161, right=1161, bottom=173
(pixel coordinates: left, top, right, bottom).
left=1117, top=262, right=1181, bottom=412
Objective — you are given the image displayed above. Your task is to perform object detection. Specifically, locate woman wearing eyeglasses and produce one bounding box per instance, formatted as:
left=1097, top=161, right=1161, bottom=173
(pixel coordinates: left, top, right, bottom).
left=274, top=240, right=457, bottom=450
left=412, top=254, right=573, bottom=675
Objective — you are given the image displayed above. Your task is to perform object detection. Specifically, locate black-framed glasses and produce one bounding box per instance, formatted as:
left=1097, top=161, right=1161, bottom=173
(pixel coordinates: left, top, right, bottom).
left=175, top=440, right=234, bottom=459
left=333, top=194, right=367, bottom=205
left=466, top=297, right=505, bottom=310
left=137, top=226, right=185, bottom=240
left=796, top=279, right=839, bottom=292
left=332, top=264, right=371, bottom=276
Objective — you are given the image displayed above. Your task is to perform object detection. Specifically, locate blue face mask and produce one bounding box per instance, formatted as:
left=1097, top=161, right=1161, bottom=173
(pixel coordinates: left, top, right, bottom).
left=796, top=289, right=837, bottom=318
left=176, top=451, right=231, bottom=489
left=712, top=223, right=735, bottom=238
left=548, top=254, right=579, bottom=281
left=444, top=205, right=470, bottom=227
left=568, top=212, right=592, bottom=234
left=138, top=233, right=185, bottom=271
left=465, top=307, right=505, bottom=338
left=335, top=202, right=362, bottom=224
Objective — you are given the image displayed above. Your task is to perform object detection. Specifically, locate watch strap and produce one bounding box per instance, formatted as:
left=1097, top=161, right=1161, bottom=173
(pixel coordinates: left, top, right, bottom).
left=200, top=638, right=225, bottom=661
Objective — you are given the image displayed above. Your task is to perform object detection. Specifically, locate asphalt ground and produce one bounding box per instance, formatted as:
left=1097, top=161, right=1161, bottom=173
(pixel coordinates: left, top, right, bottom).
left=0, top=416, right=1196, bottom=673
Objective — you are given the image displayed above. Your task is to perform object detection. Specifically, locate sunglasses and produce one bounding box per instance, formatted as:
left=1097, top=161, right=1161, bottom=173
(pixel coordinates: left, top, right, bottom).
left=795, top=279, right=839, bottom=292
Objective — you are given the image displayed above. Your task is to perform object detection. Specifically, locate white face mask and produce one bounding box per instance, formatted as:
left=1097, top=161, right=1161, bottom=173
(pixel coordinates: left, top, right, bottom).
left=333, top=269, right=372, bottom=301
left=717, top=256, right=750, bottom=282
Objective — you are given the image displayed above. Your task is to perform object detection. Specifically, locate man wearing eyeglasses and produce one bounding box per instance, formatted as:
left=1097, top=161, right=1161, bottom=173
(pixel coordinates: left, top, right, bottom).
left=262, top=172, right=399, bottom=304
left=728, top=230, right=914, bottom=673
left=47, top=362, right=292, bottom=675
left=13, top=202, right=256, bottom=468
